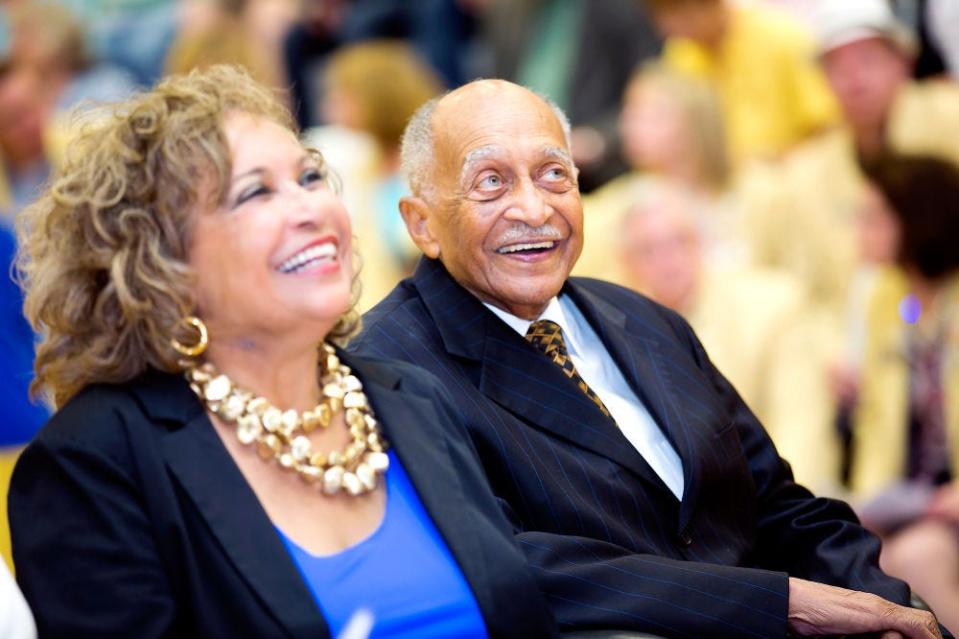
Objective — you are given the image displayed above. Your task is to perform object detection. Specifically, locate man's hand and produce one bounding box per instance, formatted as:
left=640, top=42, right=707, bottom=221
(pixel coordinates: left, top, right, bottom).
left=787, top=577, right=942, bottom=638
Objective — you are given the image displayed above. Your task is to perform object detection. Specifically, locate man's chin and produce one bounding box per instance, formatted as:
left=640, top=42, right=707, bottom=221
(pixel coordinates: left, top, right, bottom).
left=491, top=279, right=566, bottom=318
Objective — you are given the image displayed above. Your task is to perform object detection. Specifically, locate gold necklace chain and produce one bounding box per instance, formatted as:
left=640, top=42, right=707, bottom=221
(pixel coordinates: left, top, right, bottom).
left=185, top=343, right=389, bottom=496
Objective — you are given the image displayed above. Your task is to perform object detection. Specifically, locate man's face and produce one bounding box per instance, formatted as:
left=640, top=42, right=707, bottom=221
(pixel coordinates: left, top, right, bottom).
left=821, top=37, right=909, bottom=133
left=620, top=198, right=701, bottom=313
left=419, top=81, right=583, bottom=319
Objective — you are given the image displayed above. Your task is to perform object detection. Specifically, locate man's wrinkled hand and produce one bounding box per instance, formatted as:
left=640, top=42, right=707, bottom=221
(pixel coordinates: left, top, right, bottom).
left=787, top=577, right=942, bottom=638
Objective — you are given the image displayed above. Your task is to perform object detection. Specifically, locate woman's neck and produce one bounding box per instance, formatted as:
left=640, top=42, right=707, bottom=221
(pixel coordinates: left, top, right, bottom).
left=202, top=334, right=325, bottom=412
left=906, top=271, right=951, bottom=329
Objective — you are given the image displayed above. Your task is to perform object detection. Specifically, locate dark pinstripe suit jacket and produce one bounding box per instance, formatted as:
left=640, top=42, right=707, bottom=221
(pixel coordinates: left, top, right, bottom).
left=350, top=257, right=912, bottom=639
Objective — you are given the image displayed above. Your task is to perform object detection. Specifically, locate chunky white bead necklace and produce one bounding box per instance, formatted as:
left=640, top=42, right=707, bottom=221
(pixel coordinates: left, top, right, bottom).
left=185, top=343, right=389, bottom=496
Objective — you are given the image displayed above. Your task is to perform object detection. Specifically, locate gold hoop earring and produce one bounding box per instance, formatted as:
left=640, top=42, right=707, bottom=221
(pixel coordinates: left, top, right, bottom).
left=170, top=316, right=208, bottom=358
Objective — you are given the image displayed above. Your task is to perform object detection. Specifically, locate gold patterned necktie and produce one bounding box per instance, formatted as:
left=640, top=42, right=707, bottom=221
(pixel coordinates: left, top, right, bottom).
left=525, top=319, right=615, bottom=422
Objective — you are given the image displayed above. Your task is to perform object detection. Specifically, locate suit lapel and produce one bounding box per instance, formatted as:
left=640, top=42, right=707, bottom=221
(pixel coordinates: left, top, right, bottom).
left=136, top=374, right=327, bottom=639
left=413, top=258, right=671, bottom=489
left=480, top=323, right=665, bottom=478
left=347, top=356, right=496, bottom=626
left=564, top=281, right=705, bottom=528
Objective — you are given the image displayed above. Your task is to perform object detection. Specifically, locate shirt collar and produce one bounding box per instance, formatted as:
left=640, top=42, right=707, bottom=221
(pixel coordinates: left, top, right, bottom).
left=483, top=296, right=581, bottom=358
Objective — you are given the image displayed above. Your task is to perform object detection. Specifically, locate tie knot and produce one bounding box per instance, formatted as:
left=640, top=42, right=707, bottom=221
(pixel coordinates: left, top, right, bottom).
left=526, top=319, right=568, bottom=359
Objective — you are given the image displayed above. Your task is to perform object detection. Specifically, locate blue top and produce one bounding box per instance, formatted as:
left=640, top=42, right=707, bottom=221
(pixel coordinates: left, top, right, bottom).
left=0, top=224, right=49, bottom=447
left=276, top=451, right=488, bottom=638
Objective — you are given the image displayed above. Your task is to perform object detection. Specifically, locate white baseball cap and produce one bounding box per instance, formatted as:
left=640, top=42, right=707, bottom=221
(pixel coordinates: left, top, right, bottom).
left=813, top=0, right=917, bottom=57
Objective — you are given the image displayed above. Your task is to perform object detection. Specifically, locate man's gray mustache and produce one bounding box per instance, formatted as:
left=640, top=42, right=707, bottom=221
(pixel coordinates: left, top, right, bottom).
left=496, top=224, right=563, bottom=244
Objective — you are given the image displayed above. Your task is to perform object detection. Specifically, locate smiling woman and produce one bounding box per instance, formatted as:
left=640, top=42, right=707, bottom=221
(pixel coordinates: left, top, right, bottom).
left=8, top=65, right=557, bottom=639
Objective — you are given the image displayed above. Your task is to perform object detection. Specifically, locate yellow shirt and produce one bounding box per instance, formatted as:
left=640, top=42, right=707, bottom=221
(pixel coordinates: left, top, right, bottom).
left=663, top=5, right=840, bottom=167
left=1, top=448, right=21, bottom=571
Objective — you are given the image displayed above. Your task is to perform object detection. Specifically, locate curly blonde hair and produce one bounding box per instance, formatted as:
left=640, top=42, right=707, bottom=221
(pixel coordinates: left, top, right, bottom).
left=17, top=65, right=359, bottom=408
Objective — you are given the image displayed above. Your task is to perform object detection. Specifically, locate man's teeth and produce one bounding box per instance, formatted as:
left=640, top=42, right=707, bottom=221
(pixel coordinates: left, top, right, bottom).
left=278, top=242, right=337, bottom=273
left=497, top=241, right=556, bottom=255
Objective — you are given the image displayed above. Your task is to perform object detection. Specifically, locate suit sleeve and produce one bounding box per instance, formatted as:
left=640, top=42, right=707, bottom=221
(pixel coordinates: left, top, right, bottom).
left=415, top=368, right=869, bottom=639
left=9, top=432, right=178, bottom=639
left=488, top=495, right=786, bottom=638
left=675, top=316, right=913, bottom=608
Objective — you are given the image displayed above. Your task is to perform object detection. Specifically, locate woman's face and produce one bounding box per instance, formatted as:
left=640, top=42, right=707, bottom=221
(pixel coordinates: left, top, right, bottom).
left=188, top=111, right=353, bottom=345
left=620, top=83, right=690, bottom=173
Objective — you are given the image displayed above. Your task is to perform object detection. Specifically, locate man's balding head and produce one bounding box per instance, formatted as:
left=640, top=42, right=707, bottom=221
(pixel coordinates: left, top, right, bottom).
left=401, top=80, right=572, bottom=200
left=398, top=80, right=583, bottom=320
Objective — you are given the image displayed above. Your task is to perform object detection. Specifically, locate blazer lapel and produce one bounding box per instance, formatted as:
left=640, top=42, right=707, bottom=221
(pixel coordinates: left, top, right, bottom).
left=347, top=356, right=496, bottom=628
left=480, top=324, right=665, bottom=478
left=567, top=281, right=704, bottom=528
left=413, top=258, right=668, bottom=488
left=135, top=373, right=327, bottom=639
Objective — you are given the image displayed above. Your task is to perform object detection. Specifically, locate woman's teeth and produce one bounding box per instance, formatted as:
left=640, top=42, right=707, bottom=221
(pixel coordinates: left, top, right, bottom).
left=278, top=242, right=337, bottom=273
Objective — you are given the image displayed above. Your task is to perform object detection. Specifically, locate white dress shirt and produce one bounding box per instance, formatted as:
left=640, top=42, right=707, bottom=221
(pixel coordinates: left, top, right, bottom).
left=484, top=296, right=685, bottom=499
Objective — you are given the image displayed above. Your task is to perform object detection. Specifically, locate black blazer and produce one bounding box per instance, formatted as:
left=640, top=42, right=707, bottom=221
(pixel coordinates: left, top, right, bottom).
left=350, top=257, right=913, bottom=639
left=8, top=351, right=559, bottom=639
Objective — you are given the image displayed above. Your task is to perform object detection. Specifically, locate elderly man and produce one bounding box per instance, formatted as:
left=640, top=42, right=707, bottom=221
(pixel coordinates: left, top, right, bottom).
left=349, top=79, right=944, bottom=637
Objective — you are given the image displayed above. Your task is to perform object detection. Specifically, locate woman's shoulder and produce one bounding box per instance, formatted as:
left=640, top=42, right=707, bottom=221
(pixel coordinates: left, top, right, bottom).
left=34, top=368, right=196, bottom=453
left=341, top=350, right=445, bottom=395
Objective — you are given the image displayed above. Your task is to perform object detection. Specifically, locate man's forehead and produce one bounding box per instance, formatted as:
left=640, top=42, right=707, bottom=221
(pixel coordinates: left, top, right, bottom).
left=822, top=35, right=901, bottom=64
left=434, top=82, right=564, bottom=142
left=462, top=143, right=571, bottom=166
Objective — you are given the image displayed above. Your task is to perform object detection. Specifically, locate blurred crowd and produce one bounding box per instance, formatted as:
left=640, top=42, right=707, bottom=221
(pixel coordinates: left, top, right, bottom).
left=1, top=0, right=958, bottom=624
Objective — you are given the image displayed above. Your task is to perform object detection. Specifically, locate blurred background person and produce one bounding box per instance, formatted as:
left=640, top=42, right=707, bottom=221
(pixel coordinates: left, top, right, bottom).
left=282, top=0, right=350, bottom=129
left=645, top=0, right=841, bottom=169
left=165, top=0, right=298, bottom=90
left=753, top=1, right=959, bottom=481
left=0, top=0, right=137, bottom=217
left=746, top=0, right=959, bottom=318
left=0, top=0, right=138, bottom=570
left=304, top=40, right=442, bottom=310
left=282, top=0, right=486, bottom=130
left=829, top=165, right=905, bottom=484
left=817, top=0, right=959, bottom=163
left=616, top=180, right=841, bottom=493
left=849, top=153, right=959, bottom=634
left=481, top=0, right=661, bottom=191
left=9, top=65, right=558, bottom=638
left=576, top=64, right=751, bottom=283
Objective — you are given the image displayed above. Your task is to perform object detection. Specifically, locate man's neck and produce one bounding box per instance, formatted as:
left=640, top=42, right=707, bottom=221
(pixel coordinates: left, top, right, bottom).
left=467, top=289, right=550, bottom=321
left=853, top=124, right=887, bottom=160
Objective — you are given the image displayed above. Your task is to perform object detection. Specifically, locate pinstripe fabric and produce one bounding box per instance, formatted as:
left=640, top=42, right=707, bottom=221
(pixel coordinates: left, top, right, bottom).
left=350, top=258, right=912, bottom=638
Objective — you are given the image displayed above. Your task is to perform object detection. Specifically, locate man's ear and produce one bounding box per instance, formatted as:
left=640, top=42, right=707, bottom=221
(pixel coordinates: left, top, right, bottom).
left=399, top=196, right=441, bottom=259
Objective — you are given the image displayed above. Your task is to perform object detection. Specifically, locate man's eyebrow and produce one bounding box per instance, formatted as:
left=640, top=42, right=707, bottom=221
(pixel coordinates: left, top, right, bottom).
left=543, top=146, right=573, bottom=165
left=458, top=144, right=573, bottom=186
left=459, top=145, right=501, bottom=184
